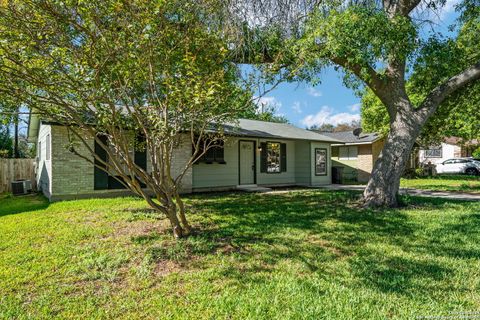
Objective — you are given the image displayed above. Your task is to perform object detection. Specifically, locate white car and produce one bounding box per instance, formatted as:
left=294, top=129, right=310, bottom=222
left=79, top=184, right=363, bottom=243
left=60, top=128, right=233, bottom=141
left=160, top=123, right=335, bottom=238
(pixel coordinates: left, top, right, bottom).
left=435, top=158, right=480, bottom=176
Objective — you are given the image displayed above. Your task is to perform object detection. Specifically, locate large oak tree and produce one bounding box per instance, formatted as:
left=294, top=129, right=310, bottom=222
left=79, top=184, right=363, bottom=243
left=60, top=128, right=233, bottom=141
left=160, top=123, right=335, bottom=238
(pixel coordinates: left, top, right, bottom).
left=225, top=0, right=480, bottom=206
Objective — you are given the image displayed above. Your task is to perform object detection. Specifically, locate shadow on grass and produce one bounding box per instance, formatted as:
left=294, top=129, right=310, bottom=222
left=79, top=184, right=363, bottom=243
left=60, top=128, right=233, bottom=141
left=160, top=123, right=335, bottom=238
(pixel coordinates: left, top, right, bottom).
left=350, top=255, right=452, bottom=294
left=0, top=193, right=49, bottom=217
left=134, top=190, right=480, bottom=295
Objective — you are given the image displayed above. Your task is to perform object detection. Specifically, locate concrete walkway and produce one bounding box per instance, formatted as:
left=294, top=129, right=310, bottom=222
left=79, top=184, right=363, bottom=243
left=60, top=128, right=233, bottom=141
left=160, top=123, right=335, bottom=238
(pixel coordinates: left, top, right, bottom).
left=316, top=184, right=480, bottom=201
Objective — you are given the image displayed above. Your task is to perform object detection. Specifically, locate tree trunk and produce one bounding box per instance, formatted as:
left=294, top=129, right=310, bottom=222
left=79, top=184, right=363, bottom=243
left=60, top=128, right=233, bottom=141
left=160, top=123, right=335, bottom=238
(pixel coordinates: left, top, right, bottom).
left=167, top=206, right=185, bottom=238
left=175, top=192, right=191, bottom=235
left=363, top=109, right=422, bottom=207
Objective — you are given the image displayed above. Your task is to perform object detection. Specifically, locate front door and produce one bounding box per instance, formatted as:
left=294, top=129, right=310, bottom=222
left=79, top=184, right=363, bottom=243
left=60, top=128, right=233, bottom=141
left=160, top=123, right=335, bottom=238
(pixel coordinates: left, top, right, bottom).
left=239, top=141, right=255, bottom=185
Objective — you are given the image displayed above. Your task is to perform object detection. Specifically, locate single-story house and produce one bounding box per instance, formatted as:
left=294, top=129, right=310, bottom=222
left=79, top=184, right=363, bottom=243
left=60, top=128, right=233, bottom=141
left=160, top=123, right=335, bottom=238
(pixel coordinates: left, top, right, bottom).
left=318, top=131, right=384, bottom=183
left=418, top=137, right=480, bottom=165
left=27, top=116, right=343, bottom=201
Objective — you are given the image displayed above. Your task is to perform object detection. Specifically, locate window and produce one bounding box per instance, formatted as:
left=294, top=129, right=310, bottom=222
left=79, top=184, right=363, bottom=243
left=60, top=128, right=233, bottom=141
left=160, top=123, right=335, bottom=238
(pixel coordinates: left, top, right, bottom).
left=46, top=134, right=51, bottom=161
left=38, top=141, right=41, bottom=160
left=260, top=142, right=286, bottom=173
left=108, top=148, right=135, bottom=173
left=194, top=140, right=225, bottom=164
left=424, top=147, right=442, bottom=158
left=315, top=148, right=328, bottom=176
left=339, top=146, right=358, bottom=160
left=266, top=142, right=281, bottom=173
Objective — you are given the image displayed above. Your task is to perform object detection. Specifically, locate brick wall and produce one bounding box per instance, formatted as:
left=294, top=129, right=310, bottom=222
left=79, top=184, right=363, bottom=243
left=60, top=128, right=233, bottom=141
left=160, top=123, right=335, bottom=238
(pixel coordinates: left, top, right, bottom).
left=372, top=139, right=385, bottom=163
left=51, top=126, right=95, bottom=197
left=357, top=139, right=385, bottom=183
left=50, top=126, right=192, bottom=199
left=170, top=135, right=192, bottom=193
left=357, top=144, right=373, bottom=182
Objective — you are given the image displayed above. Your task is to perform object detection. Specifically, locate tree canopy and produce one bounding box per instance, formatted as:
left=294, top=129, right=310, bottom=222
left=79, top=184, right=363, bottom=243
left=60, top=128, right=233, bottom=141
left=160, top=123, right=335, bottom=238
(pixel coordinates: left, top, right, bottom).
left=224, top=0, right=480, bottom=206
left=361, top=2, right=480, bottom=145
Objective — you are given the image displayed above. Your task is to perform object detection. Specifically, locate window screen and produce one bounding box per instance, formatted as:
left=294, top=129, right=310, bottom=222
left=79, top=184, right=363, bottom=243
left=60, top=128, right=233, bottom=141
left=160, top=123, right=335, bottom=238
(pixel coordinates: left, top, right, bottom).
left=339, top=146, right=358, bottom=160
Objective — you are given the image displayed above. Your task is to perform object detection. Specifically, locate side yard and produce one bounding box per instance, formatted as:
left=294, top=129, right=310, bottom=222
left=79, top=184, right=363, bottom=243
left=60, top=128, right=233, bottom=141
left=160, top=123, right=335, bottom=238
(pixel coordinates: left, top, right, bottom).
left=1, top=191, right=480, bottom=319
left=401, top=175, right=480, bottom=194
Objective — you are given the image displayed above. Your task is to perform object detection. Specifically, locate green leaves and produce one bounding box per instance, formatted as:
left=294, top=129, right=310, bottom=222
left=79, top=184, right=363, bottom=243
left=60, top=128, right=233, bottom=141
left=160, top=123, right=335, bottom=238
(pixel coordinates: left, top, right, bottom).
left=293, top=5, right=417, bottom=83
left=0, top=0, right=251, bottom=134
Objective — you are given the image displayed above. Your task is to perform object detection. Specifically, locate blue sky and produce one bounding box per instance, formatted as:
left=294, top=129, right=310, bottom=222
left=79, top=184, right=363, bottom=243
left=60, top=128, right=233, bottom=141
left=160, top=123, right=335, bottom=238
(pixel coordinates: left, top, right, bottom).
left=254, top=0, right=461, bottom=129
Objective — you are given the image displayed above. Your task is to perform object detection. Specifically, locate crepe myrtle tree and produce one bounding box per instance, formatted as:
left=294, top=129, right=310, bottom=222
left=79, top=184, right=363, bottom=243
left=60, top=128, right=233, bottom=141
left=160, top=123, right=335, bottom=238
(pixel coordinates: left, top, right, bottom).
left=0, top=0, right=253, bottom=238
left=225, top=0, right=480, bottom=207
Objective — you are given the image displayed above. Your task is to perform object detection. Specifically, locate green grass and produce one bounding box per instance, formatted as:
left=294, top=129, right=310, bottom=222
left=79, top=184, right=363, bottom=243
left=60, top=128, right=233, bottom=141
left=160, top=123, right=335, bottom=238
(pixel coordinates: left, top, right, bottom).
left=1, top=191, right=480, bottom=319
left=401, top=175, right=480, bottom=193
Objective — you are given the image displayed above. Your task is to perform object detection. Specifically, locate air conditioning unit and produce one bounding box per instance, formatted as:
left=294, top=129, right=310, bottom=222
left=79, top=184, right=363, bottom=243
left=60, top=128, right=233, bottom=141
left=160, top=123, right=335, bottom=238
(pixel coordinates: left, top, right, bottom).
left=11, top=180, right=32, bottom=196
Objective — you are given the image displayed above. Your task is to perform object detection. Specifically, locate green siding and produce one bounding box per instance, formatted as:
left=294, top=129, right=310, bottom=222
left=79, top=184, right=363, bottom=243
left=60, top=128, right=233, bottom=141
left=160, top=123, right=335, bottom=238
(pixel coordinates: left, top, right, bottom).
left=192, top=139, right=239, bottom=188
left=256, top=139, right=296, bottom=185
left=295, top=140, right=311, bottom=185
left=193, top=138, right=300, bottom=188
left=310, top=142, right=331, bottom=185
left=331, top=146, right=359, bottom=182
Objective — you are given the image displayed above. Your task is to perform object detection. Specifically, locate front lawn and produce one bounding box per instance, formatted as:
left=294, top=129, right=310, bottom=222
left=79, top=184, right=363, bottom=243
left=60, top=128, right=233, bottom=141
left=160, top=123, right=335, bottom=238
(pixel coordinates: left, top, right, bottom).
left=1, top=191, right=480, bottom=319
left=401, top=175, right=480, bottom=193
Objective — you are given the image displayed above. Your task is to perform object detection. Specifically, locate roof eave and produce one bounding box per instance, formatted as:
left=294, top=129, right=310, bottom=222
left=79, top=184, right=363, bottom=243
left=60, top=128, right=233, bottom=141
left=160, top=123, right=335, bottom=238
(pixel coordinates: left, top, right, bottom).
left=27, top=111, right=40, bottom=143
left=331, top=136, right=383, bottom=146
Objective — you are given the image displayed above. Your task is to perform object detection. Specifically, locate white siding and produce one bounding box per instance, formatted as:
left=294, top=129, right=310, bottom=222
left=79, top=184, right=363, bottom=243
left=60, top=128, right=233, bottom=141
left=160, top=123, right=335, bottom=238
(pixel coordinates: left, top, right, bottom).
left=36, top=123, right=52, bottom=198
left=419, top=143, right=461, bottom=164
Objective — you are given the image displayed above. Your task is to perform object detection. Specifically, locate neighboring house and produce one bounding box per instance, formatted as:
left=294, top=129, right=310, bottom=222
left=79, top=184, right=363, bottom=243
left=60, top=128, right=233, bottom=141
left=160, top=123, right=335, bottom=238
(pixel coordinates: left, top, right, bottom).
left=319, top=131, right=384, bottom=183
left=28, top=116, right=342, bottom=201
left=419, top=137, right=480, bottom=165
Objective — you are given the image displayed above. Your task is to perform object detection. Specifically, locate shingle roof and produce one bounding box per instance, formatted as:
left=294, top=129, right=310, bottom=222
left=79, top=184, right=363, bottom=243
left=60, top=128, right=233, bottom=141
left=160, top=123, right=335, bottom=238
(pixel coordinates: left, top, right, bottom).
left=28, top=112, right=342, bottom=144
left=319, top=131, right=381, bottom=144
left=223, top=119, right=343, bottom=143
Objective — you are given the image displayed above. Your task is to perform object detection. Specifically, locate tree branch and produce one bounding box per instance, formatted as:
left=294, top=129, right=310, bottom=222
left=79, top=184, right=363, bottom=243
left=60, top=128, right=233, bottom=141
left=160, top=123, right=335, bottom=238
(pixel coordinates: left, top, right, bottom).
left=329, top=56, right=399, bottom=117
left=418, top=61, right=480, bottom=120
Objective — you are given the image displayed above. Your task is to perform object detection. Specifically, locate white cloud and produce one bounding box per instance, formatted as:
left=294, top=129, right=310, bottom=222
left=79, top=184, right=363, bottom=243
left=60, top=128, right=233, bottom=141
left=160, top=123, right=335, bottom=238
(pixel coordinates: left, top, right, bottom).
left=292, top=101, right=302, bottom=114
left=349, top=103, right=361, bottom=112
left=307, top=87, right=322, bottom=97
left=254, top=96, right=282, bottom=113
left=301, top=106, right=360, bottom=128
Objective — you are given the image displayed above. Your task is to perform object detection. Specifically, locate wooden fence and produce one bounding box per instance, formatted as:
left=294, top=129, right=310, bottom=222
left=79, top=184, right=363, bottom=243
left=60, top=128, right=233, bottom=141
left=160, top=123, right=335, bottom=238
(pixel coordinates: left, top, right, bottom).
left=0, top=159, right=36, bottom=193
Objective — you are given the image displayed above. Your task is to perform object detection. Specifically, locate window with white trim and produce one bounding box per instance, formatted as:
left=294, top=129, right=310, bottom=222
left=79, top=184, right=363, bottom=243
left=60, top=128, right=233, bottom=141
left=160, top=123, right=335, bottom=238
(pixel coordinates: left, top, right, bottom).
left=424, top=147, right=442, bottom=158
left=339, top=146, right=358, bottom=160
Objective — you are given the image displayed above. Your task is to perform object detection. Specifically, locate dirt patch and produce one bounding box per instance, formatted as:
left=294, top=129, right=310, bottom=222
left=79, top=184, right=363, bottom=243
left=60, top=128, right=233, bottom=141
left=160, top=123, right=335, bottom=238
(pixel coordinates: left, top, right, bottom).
left=307, top=235, right=353, bottom=258
left=154, top=259, right=182, bottom=276
left=112, top=219, right=170, bottom=239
